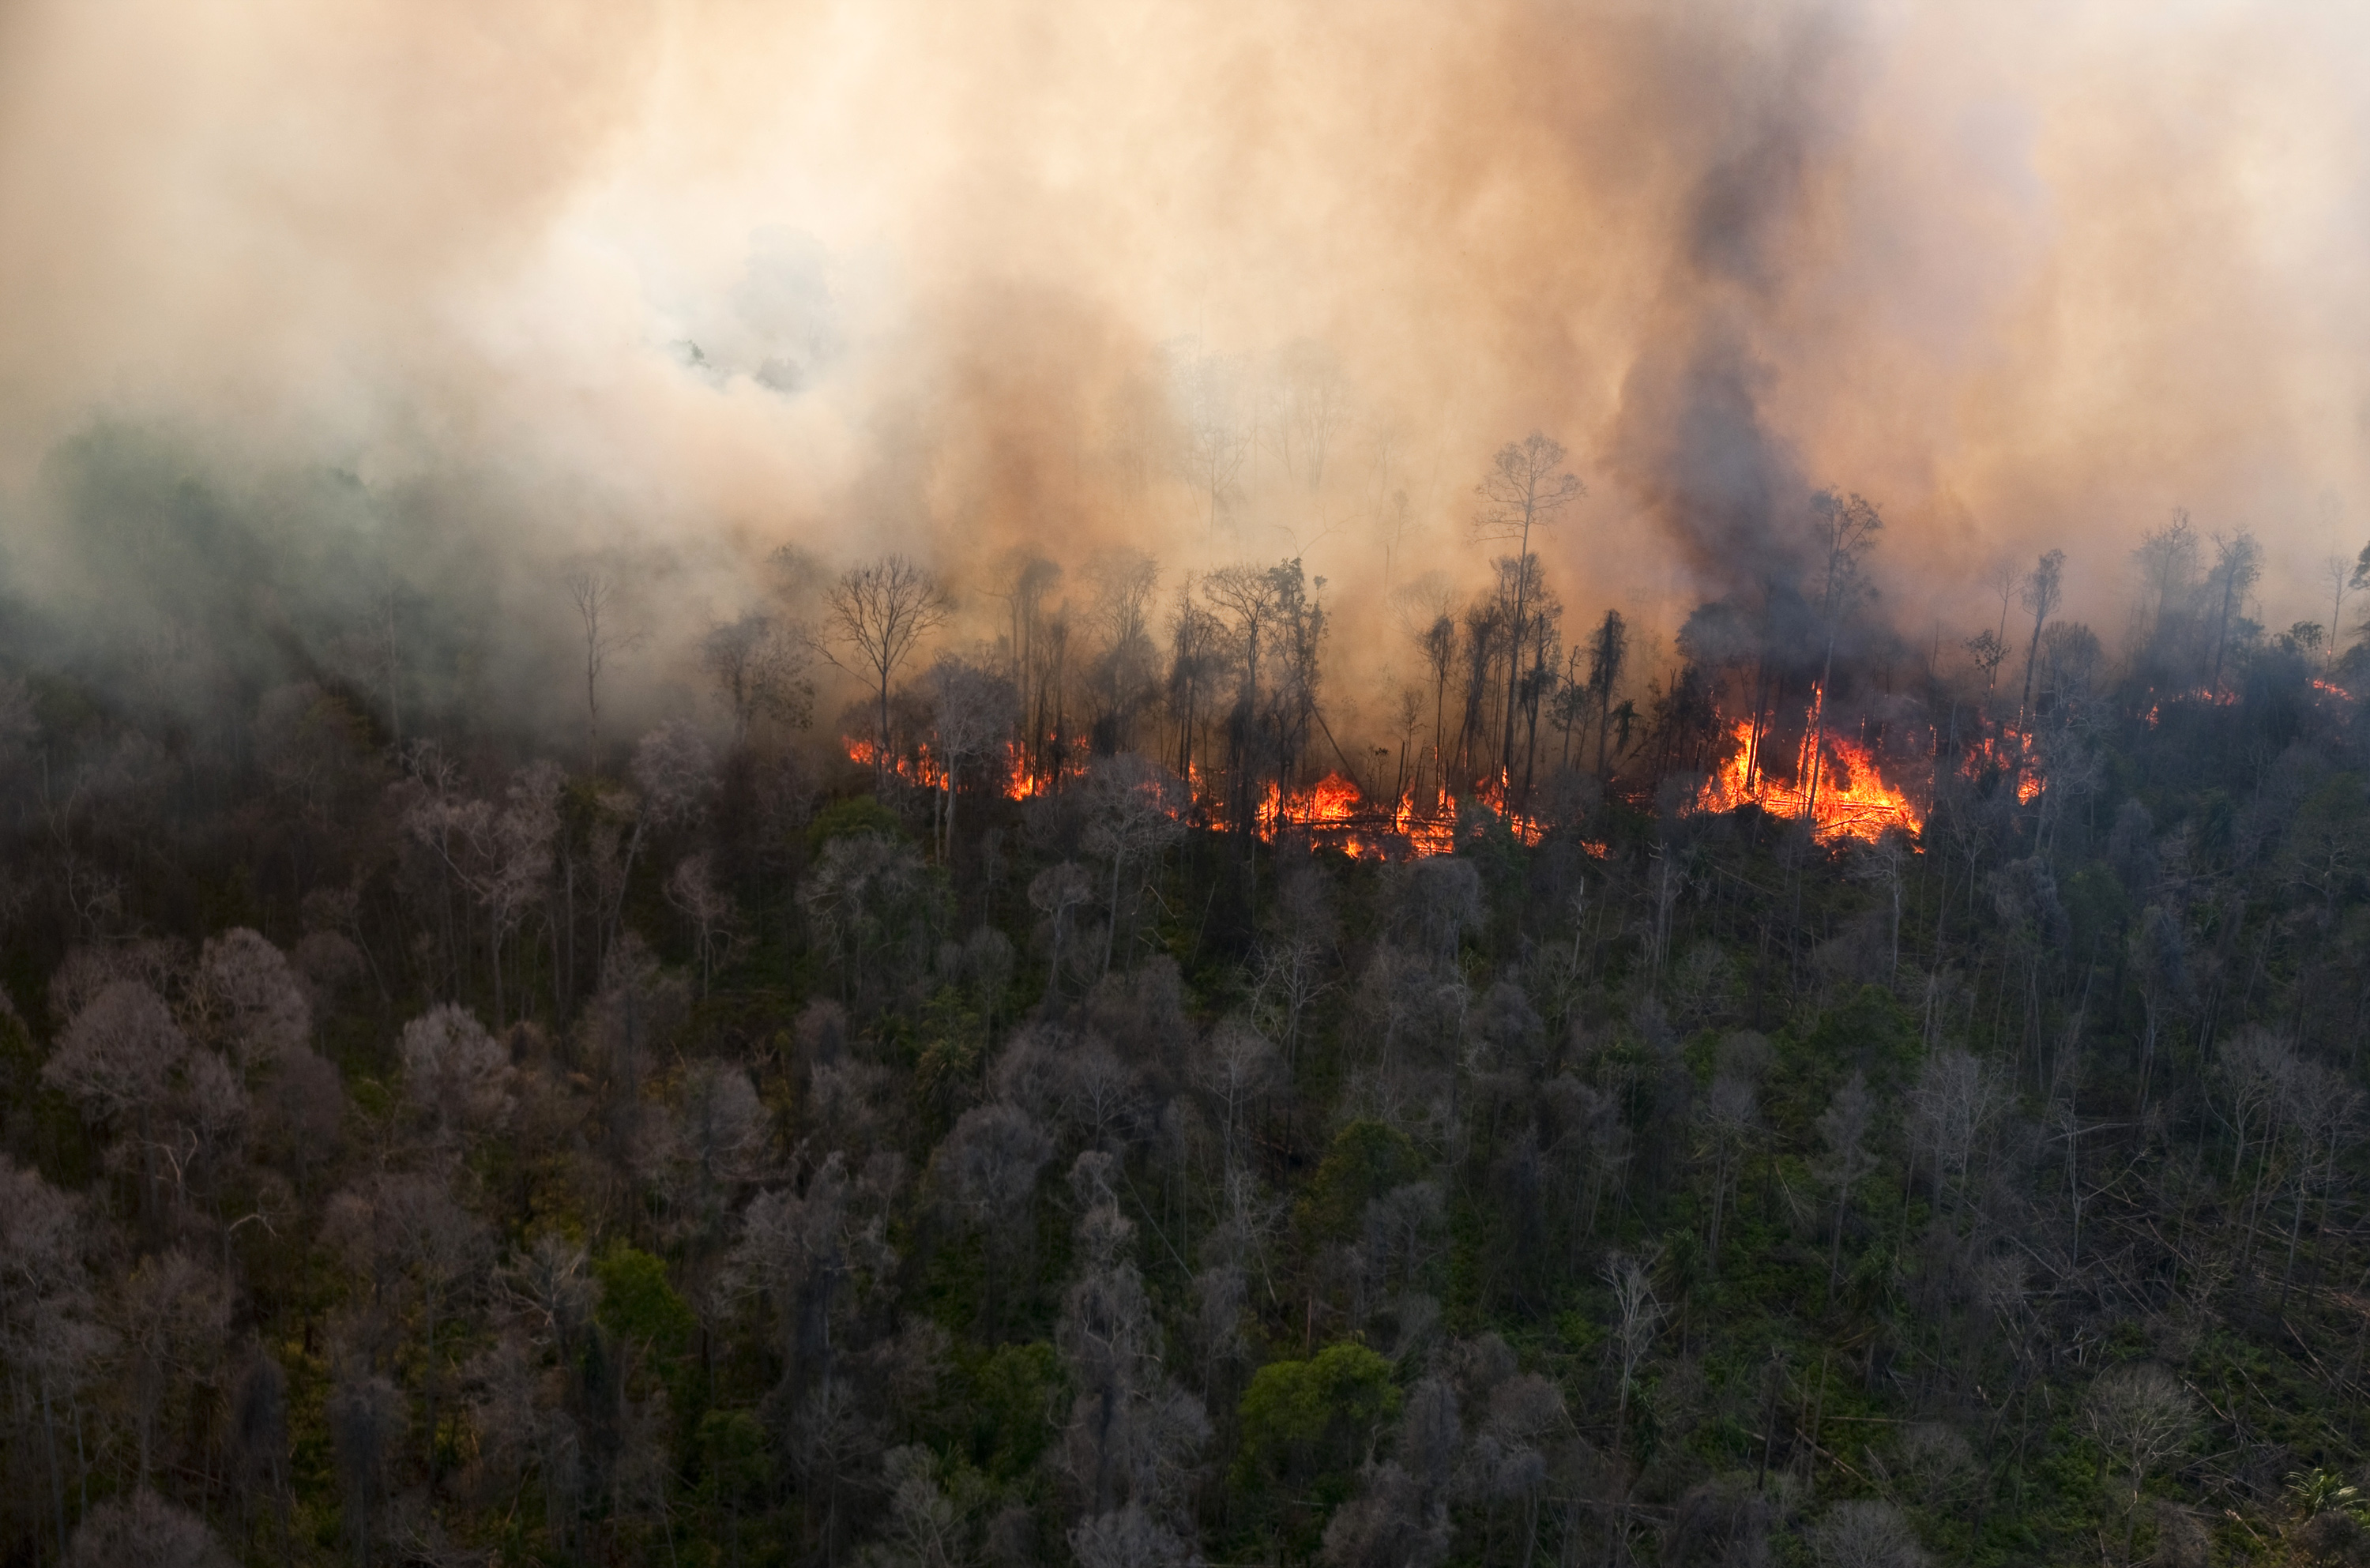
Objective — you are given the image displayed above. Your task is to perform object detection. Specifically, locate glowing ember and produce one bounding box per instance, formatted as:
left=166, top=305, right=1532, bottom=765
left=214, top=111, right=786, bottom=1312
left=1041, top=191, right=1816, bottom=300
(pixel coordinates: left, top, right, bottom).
left=1958, top=730, right=2041, bottom=804
left=1394, top=789, right=1457, bottom=857
left=841, top=743, right=1593, bottom=863
left=1003, top=739, right=1052, bottom=800
left=1695, top=717, right=1923, bottom=843
left=845, top=736, right=946, bottom=790
left=1257, top=772, right=1363, bottom=834
left=1472, top=770, right=1547, bottom=847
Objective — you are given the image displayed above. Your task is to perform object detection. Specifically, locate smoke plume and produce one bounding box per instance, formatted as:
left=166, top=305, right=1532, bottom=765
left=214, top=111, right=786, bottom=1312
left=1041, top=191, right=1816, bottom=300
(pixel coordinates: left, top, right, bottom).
left=2, top=0, right=2366, bottom=734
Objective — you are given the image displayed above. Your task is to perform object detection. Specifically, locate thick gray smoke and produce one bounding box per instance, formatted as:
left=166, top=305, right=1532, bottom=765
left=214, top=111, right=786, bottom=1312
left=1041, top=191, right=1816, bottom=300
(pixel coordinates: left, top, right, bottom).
left=2, top=0, right=2366, bottom=739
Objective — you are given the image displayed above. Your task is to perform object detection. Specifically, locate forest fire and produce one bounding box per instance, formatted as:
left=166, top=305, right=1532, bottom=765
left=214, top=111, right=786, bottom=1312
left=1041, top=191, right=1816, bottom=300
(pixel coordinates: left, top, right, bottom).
left=844, top=737, right=946, bottom=791
left=1001, top=739, right=1061, bottom=801
left=1956, top=730, right=2042, bottom=804
left=845, top=735, right=1072, bottom=802
left=1695, top=717, right=1923, bottom=844
left=841, top=735, right=1573, bottom=862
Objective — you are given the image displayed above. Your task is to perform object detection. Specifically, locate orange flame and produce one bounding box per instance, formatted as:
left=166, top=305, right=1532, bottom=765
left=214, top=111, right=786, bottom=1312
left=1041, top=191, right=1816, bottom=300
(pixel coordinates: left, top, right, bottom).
left=845, top=737, right=946, bottom=790
left=845, top=739, right=1605, bottom=862
left=1956, top=729, right=2041, bottom=804
left=1695, top=712, right=1923, bottom=843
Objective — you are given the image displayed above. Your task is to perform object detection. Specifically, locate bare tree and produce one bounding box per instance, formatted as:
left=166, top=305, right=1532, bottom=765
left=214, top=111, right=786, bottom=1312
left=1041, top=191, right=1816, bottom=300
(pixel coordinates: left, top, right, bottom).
left=665, top=852, right=739, bottom=998
left=1601, top=1249, right=1666, bottom=1566
left=1603, top=1250, right=1665, bottom=1465
left=1272, top=338, right=1349, bottom=492
left=2129, top=515, right=2197, bottom=660
left=1473, top=434, right=1584, bottom=776
left=1191, top=1020, right=1277, bottom=1178
left=192, top=928, right=311, bottom=1069
left=1176, top=351, right=1249, bottom=547
left=1906, top=1048, right=2005, bottom=1223
left=1070, top=1504, right=1197, bottom=1568
left=924, top=656, right=1018, bottom=862
left=67, top=1489, right=232, bottom=1568
left=2322, top=554, right=2354, bottom=671
left=1808, top=1500, right=1928, bottom=1568
left=329, top=1172, right=491, bottom=1487
left=2016, top=548, right=2066, bottom=723
left=1982, top=561, right=2017, bottom=681
left=1030, top=863, right=1096, bottom=999
left=1582, top=609, right=1629, bottom=778
left=43, top=980, right=186, bottom=1219
left=565, top=571, right=645, bottom=771
left=401, top=761, right=563, bottom=1023
left=328, top=1361, right=404, bottom=1568
left=115, top=1249, right=231, bottom=1489
left=2084, top=1364, right=2197, bottom=1564
left=702, top=611, right=815, bottom=743
left=1057, top=1163, right=1209, bottom=1531
left=1815, top=1072, right=1878, bottom=1303
left=1964, top=628, right=2007, bottom=694
left=1803, top=491, right=1884, bottom=814
left=1082, top=754, right=1187, bottom=977
left=2205, top=530, right=2261, bottom=695
left=824, top=555, right=952, bottom=792
left=0, top=1157, right=104, bottom=1563
left=934, top=1103, right=1053, bottom=1331
left=1695, top=1073, right=1759, bottom=1276
left=398, top=1003, right=514, bottom=1145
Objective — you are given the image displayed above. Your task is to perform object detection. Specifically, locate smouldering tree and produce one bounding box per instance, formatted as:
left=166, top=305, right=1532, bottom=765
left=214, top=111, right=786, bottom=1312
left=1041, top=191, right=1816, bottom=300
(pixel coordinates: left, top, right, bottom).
left=824, top=554, right=952, bottom=794
left=1803, top=490, right=1883, bottom=814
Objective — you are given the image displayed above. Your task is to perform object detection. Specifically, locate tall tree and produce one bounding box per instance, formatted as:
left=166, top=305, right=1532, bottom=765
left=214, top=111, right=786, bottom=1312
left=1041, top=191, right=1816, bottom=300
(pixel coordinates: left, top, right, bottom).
left=701, top=611, right=815, bottom=745
left=1473, top=434, right=1584, bottom=778
left=1803, top=491, right=1884, bottom=815
left=2205, top=530, right=2261, bottom=695
left=564, top=571, right=645, bottom=772
left=2016, top=547, right=2066, bottom=724
left=1583, top=609, right=1629, bottom=779
left=825, top=555, right=952, bottom=794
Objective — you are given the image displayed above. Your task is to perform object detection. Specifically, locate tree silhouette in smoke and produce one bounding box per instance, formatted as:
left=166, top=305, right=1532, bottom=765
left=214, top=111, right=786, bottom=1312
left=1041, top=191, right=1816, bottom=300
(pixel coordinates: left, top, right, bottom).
left=1473, top=433, right=1584, bottom=780
left=823, top=555, right=950, bottom=793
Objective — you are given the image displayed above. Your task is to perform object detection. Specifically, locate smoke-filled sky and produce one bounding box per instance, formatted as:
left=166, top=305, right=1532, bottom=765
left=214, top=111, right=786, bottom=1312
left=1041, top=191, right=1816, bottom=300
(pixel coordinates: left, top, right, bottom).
left=3, top=0, right=2367, bottom=724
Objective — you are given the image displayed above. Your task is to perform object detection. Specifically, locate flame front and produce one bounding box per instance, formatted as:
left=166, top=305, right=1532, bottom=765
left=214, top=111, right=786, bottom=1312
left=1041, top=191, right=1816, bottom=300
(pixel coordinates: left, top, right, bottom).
left=1695, top=715, right=1924, bottom=844
left=840, top=736, right=1597, bottom=862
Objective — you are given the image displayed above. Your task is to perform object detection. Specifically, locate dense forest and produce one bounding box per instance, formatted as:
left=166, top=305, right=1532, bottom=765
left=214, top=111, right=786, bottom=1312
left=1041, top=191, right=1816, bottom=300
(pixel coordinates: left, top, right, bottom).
left=8, top=438, right=2370, bottom=1568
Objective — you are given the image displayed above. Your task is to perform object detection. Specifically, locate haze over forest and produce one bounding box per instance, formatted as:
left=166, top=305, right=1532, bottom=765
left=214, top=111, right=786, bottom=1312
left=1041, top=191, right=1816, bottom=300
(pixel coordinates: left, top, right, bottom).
left=4, top=2, right=2370, bottom=1566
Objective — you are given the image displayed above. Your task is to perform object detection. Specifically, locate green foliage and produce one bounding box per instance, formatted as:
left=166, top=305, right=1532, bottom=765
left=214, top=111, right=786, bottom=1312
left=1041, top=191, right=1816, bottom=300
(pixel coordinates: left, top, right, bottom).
left=693, top=1408, right=771, bottom=1510
left=2063, top=862, right=2131, bottom=950
left=1236, top=1341, right=1400, bottom=1483
left=807, top=794, right=907, bottom=855
left=595, top=1243, right=697, bottom=1361
left=965, top=1341, right=1060, bottom=1480
left=1300, top=1119, right=1424, bottom=1241
left=17, top=540, right=2370, bottom=1568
